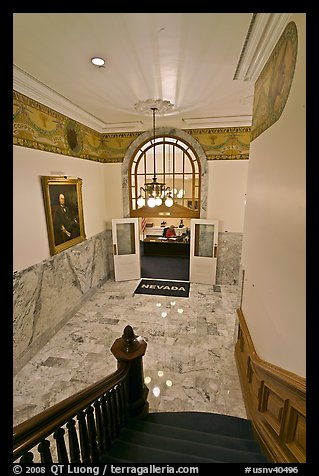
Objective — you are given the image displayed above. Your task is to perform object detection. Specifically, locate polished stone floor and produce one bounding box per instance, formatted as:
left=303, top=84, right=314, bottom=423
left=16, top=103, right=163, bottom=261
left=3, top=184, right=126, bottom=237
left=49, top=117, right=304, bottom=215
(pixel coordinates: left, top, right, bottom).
left=13, top=278, right=247, bottom=427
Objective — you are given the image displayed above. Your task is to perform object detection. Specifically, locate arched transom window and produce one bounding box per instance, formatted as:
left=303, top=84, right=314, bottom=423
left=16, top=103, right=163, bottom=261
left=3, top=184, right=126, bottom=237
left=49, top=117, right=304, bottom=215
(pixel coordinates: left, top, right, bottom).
left=129, top=136, right=201, bottom=218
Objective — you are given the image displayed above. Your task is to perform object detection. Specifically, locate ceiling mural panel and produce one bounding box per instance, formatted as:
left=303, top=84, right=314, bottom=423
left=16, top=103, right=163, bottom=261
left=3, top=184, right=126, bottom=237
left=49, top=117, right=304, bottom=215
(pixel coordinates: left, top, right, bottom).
left=251, top=21, right=298, bottom=141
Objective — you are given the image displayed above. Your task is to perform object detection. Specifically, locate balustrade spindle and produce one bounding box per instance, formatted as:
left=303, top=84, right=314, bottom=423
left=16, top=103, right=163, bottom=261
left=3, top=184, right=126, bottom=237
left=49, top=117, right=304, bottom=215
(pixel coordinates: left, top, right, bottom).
left=66, top=418, right=81, bottom=463
left=100, top=395, right=111, bottom=450
left=53, top=428, right=69, bottom=463
left=108, top=390, right=118, bottom=438
left=86, top=405, right=98, bottom=463
left=77, top=410, right=91, bottom=463
left=118, top=381, right=127, bottom=426
left=94, top=399, right=105, bottom=453
left=38, top=439, right=53, bottom=463
left=113, top=387, right=121, bottom=436
left=20, top=451, right=34, bottom=463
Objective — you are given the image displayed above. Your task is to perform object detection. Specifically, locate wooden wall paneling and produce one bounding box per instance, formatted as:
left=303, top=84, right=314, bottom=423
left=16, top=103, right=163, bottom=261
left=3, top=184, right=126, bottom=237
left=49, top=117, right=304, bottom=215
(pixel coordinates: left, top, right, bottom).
left=234, top=309, right=306, bottom=463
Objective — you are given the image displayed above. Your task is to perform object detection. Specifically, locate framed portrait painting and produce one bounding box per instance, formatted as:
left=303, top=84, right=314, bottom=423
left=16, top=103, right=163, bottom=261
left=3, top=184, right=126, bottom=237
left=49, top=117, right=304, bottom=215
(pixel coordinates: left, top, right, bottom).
left=41, top=176, right=86, bottom=255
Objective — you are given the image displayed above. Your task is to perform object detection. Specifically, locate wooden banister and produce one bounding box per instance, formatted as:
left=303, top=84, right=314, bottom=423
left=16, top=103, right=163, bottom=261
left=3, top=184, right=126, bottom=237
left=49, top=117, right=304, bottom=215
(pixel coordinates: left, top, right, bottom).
left=13, top=325, right=148, bottom=463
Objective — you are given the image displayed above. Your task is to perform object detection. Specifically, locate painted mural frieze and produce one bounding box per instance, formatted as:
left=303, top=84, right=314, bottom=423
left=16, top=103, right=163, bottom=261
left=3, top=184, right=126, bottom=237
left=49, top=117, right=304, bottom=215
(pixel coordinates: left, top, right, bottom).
left=65, top=120, right=83, bottom=156
left=13, top=91, right=250, bottom=162
left=13, top=92, right=105, bottom=161
left=186, top=127, right=250, bottom=160
left=251, top=21, right=298, bottom=141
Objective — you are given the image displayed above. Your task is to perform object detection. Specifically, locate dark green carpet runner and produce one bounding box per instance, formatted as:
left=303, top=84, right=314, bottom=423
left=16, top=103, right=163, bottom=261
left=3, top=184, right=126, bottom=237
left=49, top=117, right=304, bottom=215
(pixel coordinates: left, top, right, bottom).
left=99, top=411, right=268, bottom=463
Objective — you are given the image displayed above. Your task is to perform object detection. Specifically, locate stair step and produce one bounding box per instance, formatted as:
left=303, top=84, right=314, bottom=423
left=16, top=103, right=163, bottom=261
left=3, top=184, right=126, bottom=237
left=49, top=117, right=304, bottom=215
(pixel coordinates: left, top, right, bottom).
left=99, top=439, right=222, bottom=463
left=126, top=419, right=262, bottom=453
left=99, top=411, right=269, bottom=463
left=145, top=412, right=254, bottom=440
left=116, top=427, right=268, bottom=463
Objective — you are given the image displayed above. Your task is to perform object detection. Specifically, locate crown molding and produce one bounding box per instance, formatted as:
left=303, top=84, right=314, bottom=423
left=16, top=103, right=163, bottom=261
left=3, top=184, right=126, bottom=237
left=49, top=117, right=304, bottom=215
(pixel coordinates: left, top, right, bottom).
left=13, top=65, right=145, bottom=133
left=100, top=122, right=144, bottom=133
left=234, top=13, right=292, bottom=82
left=183, top=115, right=252, bottom=128
left=13, top=65, right=250, bottom=131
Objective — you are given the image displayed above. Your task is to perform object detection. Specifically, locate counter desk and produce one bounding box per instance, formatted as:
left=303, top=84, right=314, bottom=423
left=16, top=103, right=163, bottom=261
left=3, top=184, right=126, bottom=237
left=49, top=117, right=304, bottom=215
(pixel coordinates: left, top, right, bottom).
left=143, top=236, right=190, bottom=257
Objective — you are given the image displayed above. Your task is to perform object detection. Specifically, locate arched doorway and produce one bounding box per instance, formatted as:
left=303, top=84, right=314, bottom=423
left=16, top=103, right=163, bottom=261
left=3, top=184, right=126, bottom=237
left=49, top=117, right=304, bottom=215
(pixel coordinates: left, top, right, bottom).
left=122, top=127, right=208, bottom=280
left=122, top=127, right=208, bottom=218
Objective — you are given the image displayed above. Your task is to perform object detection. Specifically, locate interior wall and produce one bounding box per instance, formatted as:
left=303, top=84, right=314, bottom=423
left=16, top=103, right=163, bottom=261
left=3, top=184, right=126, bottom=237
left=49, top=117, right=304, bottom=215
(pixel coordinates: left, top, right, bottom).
left=240, top=14, right=306, bottom=377
left=13, top=146, right=107, bottom=272
left=13, top=142, right=248, bottom=273
left=103, top=163, right=124, bottom=228
left=207, top=160, right=248, bottom=232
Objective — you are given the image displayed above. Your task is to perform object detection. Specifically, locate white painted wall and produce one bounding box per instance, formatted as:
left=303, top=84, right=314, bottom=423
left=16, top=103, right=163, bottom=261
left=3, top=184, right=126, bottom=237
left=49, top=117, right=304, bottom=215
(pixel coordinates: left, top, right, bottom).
left=241, top=14, right=306, bottom=377
left=103, top=163, right=124, bottom=228
left=207, top=160, right=248, bottom=232
left=13, top=146, right=107, bottom=272
left=13, top=145, right=248, bottom=272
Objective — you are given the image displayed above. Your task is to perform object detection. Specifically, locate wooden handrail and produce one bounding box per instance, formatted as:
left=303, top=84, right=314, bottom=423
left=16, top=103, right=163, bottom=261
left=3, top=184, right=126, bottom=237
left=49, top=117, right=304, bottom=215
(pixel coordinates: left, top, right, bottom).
left=13, top=325, right=149, bottom=463
left=13, top=363, right=128, bottom=459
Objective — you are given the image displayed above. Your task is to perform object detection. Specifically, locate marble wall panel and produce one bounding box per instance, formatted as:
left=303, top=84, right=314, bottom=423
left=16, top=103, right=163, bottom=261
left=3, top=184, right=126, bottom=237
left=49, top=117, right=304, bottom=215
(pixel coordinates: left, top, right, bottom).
left=13, top=229, right=240, bottom=374
left=13, top=230, right=112, bottom=375
left=216, top=232, right=243, bottom=285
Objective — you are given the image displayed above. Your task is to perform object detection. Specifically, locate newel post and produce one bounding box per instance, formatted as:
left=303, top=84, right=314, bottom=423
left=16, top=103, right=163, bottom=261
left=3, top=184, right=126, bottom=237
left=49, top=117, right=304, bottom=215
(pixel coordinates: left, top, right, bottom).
left=111, top=325, right=149, bottom=418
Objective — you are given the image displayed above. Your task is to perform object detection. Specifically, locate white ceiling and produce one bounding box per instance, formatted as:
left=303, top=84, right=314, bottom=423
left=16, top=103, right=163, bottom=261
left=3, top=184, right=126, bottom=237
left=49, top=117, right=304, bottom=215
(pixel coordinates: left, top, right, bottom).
left=13, top=13, right=291, bottom=133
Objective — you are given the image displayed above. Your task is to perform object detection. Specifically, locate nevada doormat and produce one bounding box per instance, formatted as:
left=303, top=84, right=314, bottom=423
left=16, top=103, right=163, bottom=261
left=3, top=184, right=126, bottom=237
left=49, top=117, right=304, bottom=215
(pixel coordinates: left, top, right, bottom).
left=134, top=279, right=190, bottom=298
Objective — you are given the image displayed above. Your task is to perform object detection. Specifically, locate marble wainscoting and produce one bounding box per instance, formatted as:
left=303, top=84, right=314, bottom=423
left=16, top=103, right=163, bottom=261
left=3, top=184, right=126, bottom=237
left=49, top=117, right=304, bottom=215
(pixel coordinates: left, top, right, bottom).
left=13, top=279, right=246, bottom=427
left=13, top=230, right=113, bottom=376
left=216, top=232, right=243, bottom=286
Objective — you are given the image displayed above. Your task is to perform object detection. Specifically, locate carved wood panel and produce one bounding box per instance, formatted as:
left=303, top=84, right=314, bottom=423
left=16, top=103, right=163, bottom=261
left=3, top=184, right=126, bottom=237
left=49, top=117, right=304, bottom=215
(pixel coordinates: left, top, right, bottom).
left=234, top=308, right=306, bottom=463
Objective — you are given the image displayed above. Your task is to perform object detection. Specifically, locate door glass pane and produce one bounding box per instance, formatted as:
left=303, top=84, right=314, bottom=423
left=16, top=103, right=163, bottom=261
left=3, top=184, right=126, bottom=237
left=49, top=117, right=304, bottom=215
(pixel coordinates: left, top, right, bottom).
left=116, top=223, right=136, bottom=255
left=194, top=224, right=215, bottom=257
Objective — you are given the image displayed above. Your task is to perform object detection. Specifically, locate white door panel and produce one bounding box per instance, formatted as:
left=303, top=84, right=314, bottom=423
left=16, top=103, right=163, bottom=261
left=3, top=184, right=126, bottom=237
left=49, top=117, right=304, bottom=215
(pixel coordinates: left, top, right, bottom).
left=190, top=219, right=219, bottom=285
left=112, top=218, right=140, bottom=281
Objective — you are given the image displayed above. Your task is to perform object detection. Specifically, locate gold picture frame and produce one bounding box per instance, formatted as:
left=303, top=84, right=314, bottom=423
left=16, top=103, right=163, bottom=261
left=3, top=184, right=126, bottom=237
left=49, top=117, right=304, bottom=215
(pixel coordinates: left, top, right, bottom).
left=41, top=176, right=86, bottom=255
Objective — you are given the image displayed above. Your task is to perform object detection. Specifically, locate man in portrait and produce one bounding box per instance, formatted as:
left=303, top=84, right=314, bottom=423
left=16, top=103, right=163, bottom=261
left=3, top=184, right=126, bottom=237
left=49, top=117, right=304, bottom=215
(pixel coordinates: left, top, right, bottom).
left=52, top=192, right=80, bottom=246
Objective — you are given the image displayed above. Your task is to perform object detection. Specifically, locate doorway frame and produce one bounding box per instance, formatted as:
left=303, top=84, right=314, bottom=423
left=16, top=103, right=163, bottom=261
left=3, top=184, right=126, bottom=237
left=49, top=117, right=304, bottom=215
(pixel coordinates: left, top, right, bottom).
left=121, top=127, right=208, bottom=220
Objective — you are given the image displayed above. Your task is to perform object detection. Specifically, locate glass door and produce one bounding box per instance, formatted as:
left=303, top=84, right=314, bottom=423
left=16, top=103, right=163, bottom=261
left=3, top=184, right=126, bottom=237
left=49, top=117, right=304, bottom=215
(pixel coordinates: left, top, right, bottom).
left=189, top=219, right=219, bottom=284
left=112, top=218, right=140, bottom=281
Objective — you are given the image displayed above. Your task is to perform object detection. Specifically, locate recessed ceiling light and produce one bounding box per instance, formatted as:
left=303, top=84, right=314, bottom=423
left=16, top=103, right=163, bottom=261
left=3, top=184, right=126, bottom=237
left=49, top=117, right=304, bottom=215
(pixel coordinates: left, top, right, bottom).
left=91, top=57, right=105, bottom=67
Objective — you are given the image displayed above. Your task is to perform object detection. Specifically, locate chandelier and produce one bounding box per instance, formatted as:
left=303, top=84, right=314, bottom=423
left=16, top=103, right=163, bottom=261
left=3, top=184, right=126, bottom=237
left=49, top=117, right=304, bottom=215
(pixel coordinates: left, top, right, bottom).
left=136, top=105, right=173, bottom=208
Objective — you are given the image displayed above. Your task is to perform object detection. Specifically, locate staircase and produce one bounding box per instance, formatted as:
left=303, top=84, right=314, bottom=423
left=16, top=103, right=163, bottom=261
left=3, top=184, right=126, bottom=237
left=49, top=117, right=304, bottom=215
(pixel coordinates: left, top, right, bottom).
left=13, top=326, right=269, bottom=464
left=99, top=411, right=268, bottom=463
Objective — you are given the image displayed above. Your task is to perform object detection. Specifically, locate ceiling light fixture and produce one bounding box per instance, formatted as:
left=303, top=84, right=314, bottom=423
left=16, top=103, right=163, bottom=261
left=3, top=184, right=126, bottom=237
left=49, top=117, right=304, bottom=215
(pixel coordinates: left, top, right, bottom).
left=91, top=57, right=105, bottom=67
left=136, top=106, right=173, bottom=208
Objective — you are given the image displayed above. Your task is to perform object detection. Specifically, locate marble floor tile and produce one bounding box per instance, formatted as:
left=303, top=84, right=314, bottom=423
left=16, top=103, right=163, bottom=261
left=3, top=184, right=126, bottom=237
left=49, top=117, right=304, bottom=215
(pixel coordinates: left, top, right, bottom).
left=13, top=279, right=247, bottom=427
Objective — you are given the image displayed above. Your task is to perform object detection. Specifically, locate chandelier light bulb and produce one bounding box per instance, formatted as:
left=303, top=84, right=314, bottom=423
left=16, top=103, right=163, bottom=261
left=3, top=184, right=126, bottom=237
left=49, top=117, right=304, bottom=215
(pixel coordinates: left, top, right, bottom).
left=137, top=196, right=145, bottom=207
left=165, top=196, right=173, bottom=207
left=147, top=197, right=156, bottom=207
left=155, top=197, right=162, bottom=206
